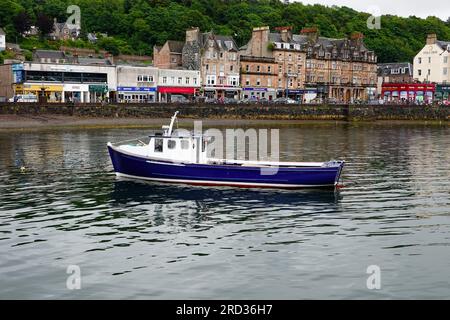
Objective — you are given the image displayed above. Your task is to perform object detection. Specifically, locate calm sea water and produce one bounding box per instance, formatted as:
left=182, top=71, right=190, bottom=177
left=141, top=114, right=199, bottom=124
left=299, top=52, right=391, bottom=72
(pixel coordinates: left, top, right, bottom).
left=0, top=122, right=449, bottom=299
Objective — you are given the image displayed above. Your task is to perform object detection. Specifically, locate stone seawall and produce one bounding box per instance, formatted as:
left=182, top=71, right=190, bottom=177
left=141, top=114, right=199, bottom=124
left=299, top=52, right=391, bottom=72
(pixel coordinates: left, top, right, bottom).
left=0, top=103, right=449, bottom=121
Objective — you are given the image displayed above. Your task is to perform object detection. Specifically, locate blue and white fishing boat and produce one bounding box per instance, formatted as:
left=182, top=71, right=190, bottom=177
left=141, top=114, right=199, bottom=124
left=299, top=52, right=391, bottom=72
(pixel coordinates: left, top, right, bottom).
left=107, top=112, right=345, bottom=189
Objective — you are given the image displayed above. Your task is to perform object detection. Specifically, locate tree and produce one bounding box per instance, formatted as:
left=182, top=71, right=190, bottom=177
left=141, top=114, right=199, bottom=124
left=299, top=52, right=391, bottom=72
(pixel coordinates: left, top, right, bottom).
left=13, top=11, right=31, bottom=35
left=36, top=13, right=54, bottom=37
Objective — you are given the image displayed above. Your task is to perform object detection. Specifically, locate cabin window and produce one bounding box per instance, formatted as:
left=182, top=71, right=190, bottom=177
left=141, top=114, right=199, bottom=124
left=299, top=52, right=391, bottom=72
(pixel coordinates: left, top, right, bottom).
left=181, top=140, right=189, bottom=150
left=168, top=140, right=176, bottom=149
left=154, top=138, right=163, bottom=152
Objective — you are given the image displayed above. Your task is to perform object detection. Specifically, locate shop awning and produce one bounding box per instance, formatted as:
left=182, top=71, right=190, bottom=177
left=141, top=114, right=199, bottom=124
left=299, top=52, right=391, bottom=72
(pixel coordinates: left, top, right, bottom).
left=89, top=84, right=108, bottom=93
left=158, top=86, right=197, bottom=94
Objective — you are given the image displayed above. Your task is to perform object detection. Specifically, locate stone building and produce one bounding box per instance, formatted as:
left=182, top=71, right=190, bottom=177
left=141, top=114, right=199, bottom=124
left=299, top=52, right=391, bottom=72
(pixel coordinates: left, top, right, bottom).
left=182, top=28, right=240, bottom=99
left=155, top=27, right=241, bottom=99
left=153, top=41, right=184, bottom=69
left=413, top=34, right=450, bottom=84
left=50, top=18, right=80, bottom=41
left=239, top=27, right=278, bottom=100
left=243, top=26, right=377, bottom=102
left=377, top=62, right=413, bottom=96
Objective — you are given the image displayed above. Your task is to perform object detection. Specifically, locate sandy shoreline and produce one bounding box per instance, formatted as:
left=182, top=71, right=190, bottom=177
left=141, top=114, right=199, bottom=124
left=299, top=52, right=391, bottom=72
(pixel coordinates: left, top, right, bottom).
left=0, top=114, right=448, bottom=131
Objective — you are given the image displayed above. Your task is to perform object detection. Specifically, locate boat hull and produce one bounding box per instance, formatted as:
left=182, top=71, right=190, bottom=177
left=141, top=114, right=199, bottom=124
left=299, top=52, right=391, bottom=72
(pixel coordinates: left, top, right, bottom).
left=107, top=145, right=344, bottom=189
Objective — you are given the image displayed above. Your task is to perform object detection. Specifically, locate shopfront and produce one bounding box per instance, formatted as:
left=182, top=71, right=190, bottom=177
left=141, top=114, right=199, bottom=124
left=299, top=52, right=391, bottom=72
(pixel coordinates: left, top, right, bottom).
left=158, top=86, right=197, bottom=102
left=15, top=84, right=63, bottom=102
left=89, top=84, right=109, bottom=103
left=117, top=87, right=157, bottom=103
left=242, top=88, right=276, bottom=100
left=204, top=86, right=241, bottom=100
left=435, top=84, right=450, bottom=103
left=382, top=83, right=435, bottom=103
left=286, top=89, right=318, bottom=103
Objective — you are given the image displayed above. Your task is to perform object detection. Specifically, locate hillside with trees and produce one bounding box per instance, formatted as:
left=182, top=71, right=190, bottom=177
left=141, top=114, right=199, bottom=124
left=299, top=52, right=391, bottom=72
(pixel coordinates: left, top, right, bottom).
left=1, top=0, right=450, bottom=63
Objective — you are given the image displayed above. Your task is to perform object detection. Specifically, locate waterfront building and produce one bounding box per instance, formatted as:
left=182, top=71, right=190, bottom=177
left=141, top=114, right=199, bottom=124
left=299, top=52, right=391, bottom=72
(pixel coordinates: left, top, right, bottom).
left=15, top=62, right=117, bottom=103
left=242, top=26, right=377, bottom=102
left=378, top=62, right=413, bottom=84
left=238, top=27, right=278, bottom=100
left=116, top=65, right=158, bottom=103
left=154, top=28, right=241, bottom=99
left=0, top=63, right=23, bottom=101
left=381, top=83, right=435, bottom=103
left=157, top=68, right=201, bottom=102
left=0, top=28, right=5, bottom=52
left=153, top=41, right=184, bottom=69
left=413, top=34, right=450, bottom=84
left=182, top=28, right=241, bottom=99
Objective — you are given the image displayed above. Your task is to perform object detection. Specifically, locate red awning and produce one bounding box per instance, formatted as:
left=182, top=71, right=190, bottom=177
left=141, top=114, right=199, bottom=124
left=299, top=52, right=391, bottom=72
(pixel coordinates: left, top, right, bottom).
left=158, top=86, right=196, bottom=94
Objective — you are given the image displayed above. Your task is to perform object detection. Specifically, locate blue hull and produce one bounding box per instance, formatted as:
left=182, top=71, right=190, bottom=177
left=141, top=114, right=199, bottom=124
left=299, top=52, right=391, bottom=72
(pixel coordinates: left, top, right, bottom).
left=107, top=146, right=344, bottom=189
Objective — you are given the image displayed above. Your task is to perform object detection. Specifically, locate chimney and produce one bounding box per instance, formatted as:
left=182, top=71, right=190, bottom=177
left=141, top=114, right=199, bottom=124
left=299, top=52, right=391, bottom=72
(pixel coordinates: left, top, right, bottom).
left=250, top=26, right=270, bottom=57
left=426, top=34, right=437, bottom=45
left=185, top=27, right=200, bottom=43
left=279, top=27, right=292, bottom=43
left=301, top=27, right=319, bottom=43
left=351, top=32, right=364, bottom=47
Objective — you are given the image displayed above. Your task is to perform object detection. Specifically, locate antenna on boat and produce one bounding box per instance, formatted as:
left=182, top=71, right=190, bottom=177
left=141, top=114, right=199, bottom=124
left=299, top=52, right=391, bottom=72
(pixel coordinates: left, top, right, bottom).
left=163, top=111, right=179, bottom=136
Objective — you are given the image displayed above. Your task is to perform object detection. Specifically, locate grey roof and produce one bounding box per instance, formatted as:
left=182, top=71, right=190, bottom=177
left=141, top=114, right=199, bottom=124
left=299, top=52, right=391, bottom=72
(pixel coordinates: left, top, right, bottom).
left=377, top=62, right=412, bottom=76
left=77, top=57, right=111, bottom=65
left=167, top=40, right=184, bottom=53
left=0, top=27, right=5, bottom=35
left=437, top=40, right=450, bottom=50
left=34, top=50, right=66, bottom=60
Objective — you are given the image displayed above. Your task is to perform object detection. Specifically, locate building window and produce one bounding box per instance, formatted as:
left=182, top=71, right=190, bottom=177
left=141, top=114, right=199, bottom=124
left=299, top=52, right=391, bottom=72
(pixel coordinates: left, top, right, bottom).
left=428, top=69, right=431, bottom=76
left=137, top=75, right=143, bottom=82
left=256, top=65, right=260, bottom=72
left=256, top=78, right=261, bottom=86
left=267, top=78, right=272, bottom=87
left=162, top=76, right=167, bottom=84
left=246, top=65, right=250, bottom=72
left=193, top=78, right=197, bottom=85
left=418, top=57, right=422, bottom=64
left=245, top=78, right=250, bottom=86
left=268, top=66, right=271, bottom=73
left=444, top=68, right=448, bottom=76
left=186, top=77, right=190, bottom=84
left=207, top=75, right=216, bottom=85
left=444, top=56, right=448, bottom=63
left=418, top=70, right=422, bottom=76
left=428, top=57, right=431, bottom=63
left=220, top=65, right=224, bottom=72
left=230, top=65, right=234, bottom=72
left=220, top=52, right=223, bottom=59
left=178, top=77, right=182, bottom=84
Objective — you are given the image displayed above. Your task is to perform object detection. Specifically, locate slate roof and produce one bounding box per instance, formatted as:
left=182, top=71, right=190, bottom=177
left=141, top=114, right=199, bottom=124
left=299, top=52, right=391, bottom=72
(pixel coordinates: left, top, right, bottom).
left=34, top=50, right=66, bottom=60
left=167, top=41, right=184, bottom=53
left=377, top=62, right=412, bottom=76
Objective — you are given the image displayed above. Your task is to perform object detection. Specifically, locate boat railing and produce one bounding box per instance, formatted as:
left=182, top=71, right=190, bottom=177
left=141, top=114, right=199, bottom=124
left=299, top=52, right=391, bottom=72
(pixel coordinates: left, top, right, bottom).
left=110, top=136, right=152, bottom=147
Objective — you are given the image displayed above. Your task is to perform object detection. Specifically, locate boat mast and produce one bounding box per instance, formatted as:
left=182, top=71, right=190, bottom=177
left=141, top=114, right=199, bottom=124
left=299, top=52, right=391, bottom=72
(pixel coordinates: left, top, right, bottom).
left=164, top=111, right=179, bottom=136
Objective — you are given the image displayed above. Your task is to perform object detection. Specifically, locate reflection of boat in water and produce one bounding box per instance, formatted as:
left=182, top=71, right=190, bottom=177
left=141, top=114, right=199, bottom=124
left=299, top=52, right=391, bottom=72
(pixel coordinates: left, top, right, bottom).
left=110, top=179, right=342, bottom=209
left=107, top=112, right=345, bottom=189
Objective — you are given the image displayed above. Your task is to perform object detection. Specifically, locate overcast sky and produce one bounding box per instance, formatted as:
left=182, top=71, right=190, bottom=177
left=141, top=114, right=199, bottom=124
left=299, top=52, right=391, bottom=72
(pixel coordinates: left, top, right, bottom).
left=294, top=0, right=450, bottom=20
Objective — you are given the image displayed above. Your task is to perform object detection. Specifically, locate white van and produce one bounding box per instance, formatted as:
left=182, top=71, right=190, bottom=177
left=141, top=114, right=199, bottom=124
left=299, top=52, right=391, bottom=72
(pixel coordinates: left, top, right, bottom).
left=8, top=94, right=38, bottom=103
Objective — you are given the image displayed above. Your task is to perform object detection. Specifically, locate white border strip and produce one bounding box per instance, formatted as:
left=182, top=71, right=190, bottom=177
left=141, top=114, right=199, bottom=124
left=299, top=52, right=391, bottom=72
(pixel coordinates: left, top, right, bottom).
left=115, top=172, right=336, bottom=188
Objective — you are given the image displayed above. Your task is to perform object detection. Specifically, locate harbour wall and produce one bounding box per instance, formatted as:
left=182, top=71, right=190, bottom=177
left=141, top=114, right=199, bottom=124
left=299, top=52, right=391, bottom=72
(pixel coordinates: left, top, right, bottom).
left=0, top=103, right=449, bottom=121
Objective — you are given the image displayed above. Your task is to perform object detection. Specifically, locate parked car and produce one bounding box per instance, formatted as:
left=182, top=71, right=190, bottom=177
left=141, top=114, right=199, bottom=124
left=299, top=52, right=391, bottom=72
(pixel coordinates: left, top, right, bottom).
left=9, top=94, right=38, bottom=103
left=223, top=97, right=239, bottom=104
left=170, top=95, right=190, bottom=103
left=273, top=97, right=297, bottom=104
